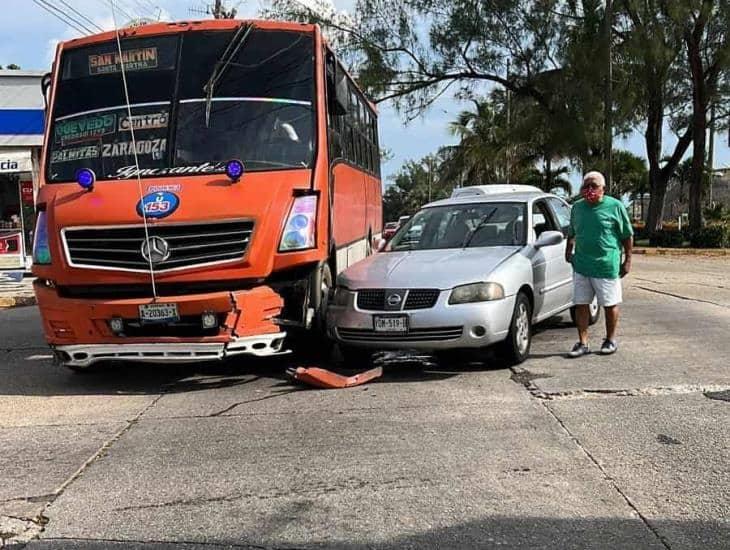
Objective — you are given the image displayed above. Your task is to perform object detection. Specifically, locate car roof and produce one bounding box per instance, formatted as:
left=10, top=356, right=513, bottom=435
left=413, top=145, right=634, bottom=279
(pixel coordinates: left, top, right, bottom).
left=424, top=185, right=560, bottom=208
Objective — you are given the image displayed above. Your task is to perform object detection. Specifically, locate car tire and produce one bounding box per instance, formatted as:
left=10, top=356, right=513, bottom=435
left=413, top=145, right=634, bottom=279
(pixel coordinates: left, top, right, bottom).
left=570, top=298, right=600, bottom=326
left=498, top=292, right=532, bottom=365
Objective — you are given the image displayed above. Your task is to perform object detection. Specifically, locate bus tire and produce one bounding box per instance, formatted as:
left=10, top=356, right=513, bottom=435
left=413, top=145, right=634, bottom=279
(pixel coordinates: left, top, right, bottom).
left=292, top=262, right=334, bottom=360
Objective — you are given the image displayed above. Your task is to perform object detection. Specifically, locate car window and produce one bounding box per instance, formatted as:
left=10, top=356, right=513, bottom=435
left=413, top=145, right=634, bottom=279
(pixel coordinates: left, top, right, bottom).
left=532, top=201, right=557, bottom=239
left=547, top=197, right=571, bottom=236
left=387, top=202, right=526, bottom=251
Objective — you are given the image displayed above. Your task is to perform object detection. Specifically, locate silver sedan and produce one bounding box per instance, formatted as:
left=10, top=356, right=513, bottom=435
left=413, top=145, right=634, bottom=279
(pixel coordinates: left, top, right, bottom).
left=327, top=185, right=598, bottom=365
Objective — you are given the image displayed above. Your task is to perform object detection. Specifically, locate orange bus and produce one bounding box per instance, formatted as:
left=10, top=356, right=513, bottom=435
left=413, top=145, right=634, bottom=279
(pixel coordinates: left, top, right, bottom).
left=32, top=19, right=382, bottom=370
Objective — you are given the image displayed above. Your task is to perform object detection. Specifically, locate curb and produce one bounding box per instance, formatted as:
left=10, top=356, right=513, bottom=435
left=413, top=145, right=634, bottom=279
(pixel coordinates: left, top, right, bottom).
left=0, top=295, right=37, bottom=309
left=633, top=247, right=729, bottom=257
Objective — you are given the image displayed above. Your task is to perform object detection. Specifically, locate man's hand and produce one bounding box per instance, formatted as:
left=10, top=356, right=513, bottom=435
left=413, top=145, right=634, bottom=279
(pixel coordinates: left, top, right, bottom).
left=565, top=238, right=574, bottom=264
left=620, top=258, right=632, bottom=278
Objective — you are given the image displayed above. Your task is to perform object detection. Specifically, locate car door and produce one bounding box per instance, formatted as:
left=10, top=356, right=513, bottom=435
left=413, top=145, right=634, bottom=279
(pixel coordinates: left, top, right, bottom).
left=530, top=199, right=572, bottom=318
left=546, top=197, right=575, bottom=310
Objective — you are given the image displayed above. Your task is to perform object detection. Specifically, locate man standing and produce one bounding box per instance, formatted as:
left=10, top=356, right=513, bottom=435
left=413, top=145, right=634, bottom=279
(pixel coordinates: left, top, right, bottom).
left=566, top=171, right=633, bottom=357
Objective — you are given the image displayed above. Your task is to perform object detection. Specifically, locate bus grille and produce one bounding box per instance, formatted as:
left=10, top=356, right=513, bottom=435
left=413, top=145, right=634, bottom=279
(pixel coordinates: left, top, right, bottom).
left=356, top=289, right=440, bottom=310
left=62, top=220, right=253, bottom=272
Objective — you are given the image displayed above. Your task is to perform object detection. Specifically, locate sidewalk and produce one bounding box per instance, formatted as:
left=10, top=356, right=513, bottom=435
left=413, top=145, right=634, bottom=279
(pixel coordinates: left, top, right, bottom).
left=0, top=273, right=36, bottom=308
left=633, top=247, right=729, bottom=256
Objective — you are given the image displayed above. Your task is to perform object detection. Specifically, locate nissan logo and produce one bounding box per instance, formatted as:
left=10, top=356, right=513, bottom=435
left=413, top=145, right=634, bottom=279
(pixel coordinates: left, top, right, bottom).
left=386, top=293, right=402, bottom=307
left=141, top=236, right=171, bottom=265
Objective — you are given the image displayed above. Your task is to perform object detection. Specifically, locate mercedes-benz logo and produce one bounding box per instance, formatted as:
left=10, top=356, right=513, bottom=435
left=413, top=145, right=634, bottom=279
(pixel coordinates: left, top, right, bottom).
left=141, top=236, right=171, bottom=265
left=386, top=293, right=402, bottom=307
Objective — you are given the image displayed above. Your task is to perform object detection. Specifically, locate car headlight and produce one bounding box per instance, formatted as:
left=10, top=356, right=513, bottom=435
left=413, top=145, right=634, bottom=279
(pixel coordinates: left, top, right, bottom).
left=332, top=286, right=350, bottom=306
left=448, top=282, right=504, bottom=304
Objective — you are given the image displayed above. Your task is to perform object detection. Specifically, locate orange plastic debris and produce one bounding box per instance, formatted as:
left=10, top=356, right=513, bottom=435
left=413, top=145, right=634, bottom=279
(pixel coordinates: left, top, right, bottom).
left=287, top=366, right=383, bottom=389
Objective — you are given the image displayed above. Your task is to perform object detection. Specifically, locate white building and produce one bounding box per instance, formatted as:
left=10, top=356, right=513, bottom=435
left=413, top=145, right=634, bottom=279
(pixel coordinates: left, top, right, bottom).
left=0, top=69, right=45, bottom=273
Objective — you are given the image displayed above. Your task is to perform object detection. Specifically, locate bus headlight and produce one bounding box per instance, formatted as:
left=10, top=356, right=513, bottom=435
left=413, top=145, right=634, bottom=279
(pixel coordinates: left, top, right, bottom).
left=279, top=195, right=317, bottom=252
left=448, top=282, right=504, bottom=304
left=33, top=211, right=51, bottom=265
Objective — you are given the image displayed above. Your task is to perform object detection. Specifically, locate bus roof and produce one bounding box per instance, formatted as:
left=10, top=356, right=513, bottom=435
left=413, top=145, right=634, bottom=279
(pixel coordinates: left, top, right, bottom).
left=58, top=19, right=319, bottom=52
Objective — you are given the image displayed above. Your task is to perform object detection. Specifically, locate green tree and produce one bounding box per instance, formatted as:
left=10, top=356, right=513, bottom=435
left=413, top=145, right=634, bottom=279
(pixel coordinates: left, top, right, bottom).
left=0, top=64, right=21, bottom=70
left=673, top=0, right=730, bottom=231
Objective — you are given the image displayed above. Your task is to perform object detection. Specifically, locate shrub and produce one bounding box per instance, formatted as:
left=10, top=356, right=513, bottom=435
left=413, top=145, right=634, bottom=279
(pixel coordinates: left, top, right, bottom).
left=649, top=230, right=685, bottom=248
left=689, top=224, right=730, bottom=248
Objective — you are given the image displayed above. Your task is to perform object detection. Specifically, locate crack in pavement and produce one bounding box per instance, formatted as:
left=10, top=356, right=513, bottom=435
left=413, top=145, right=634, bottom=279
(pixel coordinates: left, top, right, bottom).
left=2, top=394, right=166, bottom=546
left=509, top=367, right=673, bottom=550
left=32, top=536, right=306, bottom=549
left=636, top=285, right=729, bottom=309
left=509, top=369, right=730, bottom=401
left=633, top=277, right=729, bottom=290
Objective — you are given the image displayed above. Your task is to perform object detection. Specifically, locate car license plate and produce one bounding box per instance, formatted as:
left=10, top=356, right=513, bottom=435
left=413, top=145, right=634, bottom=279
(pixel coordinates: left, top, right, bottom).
left=139, top=303, right=179, bottom=324
left=373, top=315, right=408, bottom=333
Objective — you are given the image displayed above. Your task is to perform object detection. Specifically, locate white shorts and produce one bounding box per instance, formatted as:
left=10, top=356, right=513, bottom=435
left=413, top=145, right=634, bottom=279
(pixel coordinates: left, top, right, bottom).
left=573, top=272, right=623, bottom=307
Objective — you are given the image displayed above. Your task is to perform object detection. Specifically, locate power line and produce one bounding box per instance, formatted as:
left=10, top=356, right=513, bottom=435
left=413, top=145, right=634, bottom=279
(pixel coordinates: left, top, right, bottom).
left=98, top=0, right=135, bottom=23
left=130, top=0, right=159, bottom=19
left=32, top=0, right=92, bottom=35
left=54, top=0, right=106, bottom=33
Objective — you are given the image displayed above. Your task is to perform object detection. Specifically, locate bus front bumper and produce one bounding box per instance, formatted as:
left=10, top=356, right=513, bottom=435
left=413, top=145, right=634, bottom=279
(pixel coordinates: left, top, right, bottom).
left=34, top=281, right=288, bottom=368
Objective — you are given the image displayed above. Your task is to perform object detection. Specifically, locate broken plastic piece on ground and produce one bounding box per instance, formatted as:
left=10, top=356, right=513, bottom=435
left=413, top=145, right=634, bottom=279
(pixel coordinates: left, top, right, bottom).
left=372, top=350, right=438, bottom=368
left=287, top=366, right=383, bottom=389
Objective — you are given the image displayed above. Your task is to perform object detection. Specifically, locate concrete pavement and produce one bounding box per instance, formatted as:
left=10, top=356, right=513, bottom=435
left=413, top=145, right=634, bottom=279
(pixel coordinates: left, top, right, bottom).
left=0, top=255, right=727, bottom=548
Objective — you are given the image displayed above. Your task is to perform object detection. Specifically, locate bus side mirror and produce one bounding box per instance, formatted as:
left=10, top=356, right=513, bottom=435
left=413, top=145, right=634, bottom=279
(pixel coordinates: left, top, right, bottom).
left=41, top=72, right=52, bottom=113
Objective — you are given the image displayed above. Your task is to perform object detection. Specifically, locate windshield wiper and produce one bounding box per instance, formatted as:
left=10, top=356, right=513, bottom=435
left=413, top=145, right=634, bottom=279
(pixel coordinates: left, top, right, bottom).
left=202, top=23, right=253, bottom=127
left=461, top=209, right=498, bottom=249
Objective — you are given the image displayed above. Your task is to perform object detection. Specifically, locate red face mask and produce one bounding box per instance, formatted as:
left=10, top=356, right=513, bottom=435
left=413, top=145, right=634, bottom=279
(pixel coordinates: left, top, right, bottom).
left=582, top=186, right=602, bottom=204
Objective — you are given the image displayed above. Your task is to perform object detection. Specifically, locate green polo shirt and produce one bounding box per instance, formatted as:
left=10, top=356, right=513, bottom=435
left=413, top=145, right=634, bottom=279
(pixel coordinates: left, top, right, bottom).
left=568, top=196, right=633, bottom=279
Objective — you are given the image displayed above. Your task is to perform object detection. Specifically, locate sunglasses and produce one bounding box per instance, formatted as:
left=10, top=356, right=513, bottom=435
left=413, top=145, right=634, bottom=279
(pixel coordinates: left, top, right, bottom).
left=581, top=183, right=601, bottom=190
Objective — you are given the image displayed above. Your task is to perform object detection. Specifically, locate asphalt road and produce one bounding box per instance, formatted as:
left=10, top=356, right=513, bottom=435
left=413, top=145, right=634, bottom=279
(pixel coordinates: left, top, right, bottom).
left=0, top=256, right=728, bottom=549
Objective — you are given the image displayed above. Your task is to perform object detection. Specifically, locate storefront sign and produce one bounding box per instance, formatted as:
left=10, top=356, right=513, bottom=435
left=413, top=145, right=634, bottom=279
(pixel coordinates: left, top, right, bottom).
left=20, top=180, right=34, bottom=205
left=0, top=150, right=32, bottom=173
left=88, top=48, right=158, bottom=75
left=0, top=232, right=21, bottom=255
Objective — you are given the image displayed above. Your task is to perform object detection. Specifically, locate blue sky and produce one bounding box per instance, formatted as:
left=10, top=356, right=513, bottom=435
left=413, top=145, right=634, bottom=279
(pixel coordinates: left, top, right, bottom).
left=2, top=0, right=728, bottom=191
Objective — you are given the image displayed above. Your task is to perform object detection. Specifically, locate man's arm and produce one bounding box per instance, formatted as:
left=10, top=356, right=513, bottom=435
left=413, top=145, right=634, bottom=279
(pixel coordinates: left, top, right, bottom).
left=620, top=237, right=633, bottom=277
left=617, top=201, right=634, bottom=278
left=565, top=236, right=575, bottom=264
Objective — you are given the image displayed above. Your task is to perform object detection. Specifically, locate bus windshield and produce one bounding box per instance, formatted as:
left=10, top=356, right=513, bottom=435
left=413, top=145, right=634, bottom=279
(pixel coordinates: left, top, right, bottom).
left=47, top=27, right=315, bottom=182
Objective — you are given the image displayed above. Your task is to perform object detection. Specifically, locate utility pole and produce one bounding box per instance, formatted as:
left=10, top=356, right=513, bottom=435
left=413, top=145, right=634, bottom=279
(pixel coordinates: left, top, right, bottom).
left=604, top=0, right=613, bottom=193
left=708, top=101, right=716, bottom=205
left=189, top=1, right=238, bottom=19
left=506, top=59, right=511, bottom=185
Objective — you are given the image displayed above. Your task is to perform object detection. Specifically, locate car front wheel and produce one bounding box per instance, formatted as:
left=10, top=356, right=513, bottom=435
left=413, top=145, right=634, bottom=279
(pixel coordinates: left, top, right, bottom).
left=499, top=292, right=532, bottom=365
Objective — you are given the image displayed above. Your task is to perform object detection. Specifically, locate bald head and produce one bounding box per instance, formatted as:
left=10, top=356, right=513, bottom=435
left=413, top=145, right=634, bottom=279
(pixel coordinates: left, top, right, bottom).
left=583, top=171, right=606, bottom=188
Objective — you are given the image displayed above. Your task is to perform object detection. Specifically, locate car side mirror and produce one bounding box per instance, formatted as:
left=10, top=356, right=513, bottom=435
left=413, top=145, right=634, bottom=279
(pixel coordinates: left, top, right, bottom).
left=376, top=238, right=387, bottom=252
left=534, top=230, right=563, bottom=248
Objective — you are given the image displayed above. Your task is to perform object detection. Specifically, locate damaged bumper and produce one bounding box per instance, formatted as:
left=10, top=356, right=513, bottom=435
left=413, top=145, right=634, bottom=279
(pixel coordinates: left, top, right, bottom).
left=34, top=281, right=287, bottom=367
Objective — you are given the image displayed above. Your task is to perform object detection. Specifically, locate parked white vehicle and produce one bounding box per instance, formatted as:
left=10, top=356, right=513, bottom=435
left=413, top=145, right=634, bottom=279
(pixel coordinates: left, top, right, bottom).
left=327, top=185, right=599, bottom=365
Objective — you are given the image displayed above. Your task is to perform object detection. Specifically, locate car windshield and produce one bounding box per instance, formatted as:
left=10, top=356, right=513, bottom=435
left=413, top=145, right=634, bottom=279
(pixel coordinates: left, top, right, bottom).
left=46, top=28, right=314, bottom=182
left=387, top=202, right=526, bottom=251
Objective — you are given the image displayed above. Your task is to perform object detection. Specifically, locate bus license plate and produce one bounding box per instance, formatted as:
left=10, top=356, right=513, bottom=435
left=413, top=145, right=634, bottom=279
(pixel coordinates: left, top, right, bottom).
left=373, top=315, right=408, bottom=333
left=139, top=303, right=179, bottom=324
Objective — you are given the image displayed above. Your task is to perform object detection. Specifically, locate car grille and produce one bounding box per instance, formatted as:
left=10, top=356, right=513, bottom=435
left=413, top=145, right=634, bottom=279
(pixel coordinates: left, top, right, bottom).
left=337, top=326, right=463, bottom=342
left=356, top=289, right=440, bottom=310
left=404, top=289, right=440, bottom=309
left=62, top=220, right=253, bottom=272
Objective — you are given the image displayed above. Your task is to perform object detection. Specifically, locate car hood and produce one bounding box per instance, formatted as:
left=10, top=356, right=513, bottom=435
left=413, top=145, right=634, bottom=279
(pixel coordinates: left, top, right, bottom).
left=339, top=247, right=521, bottom=290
